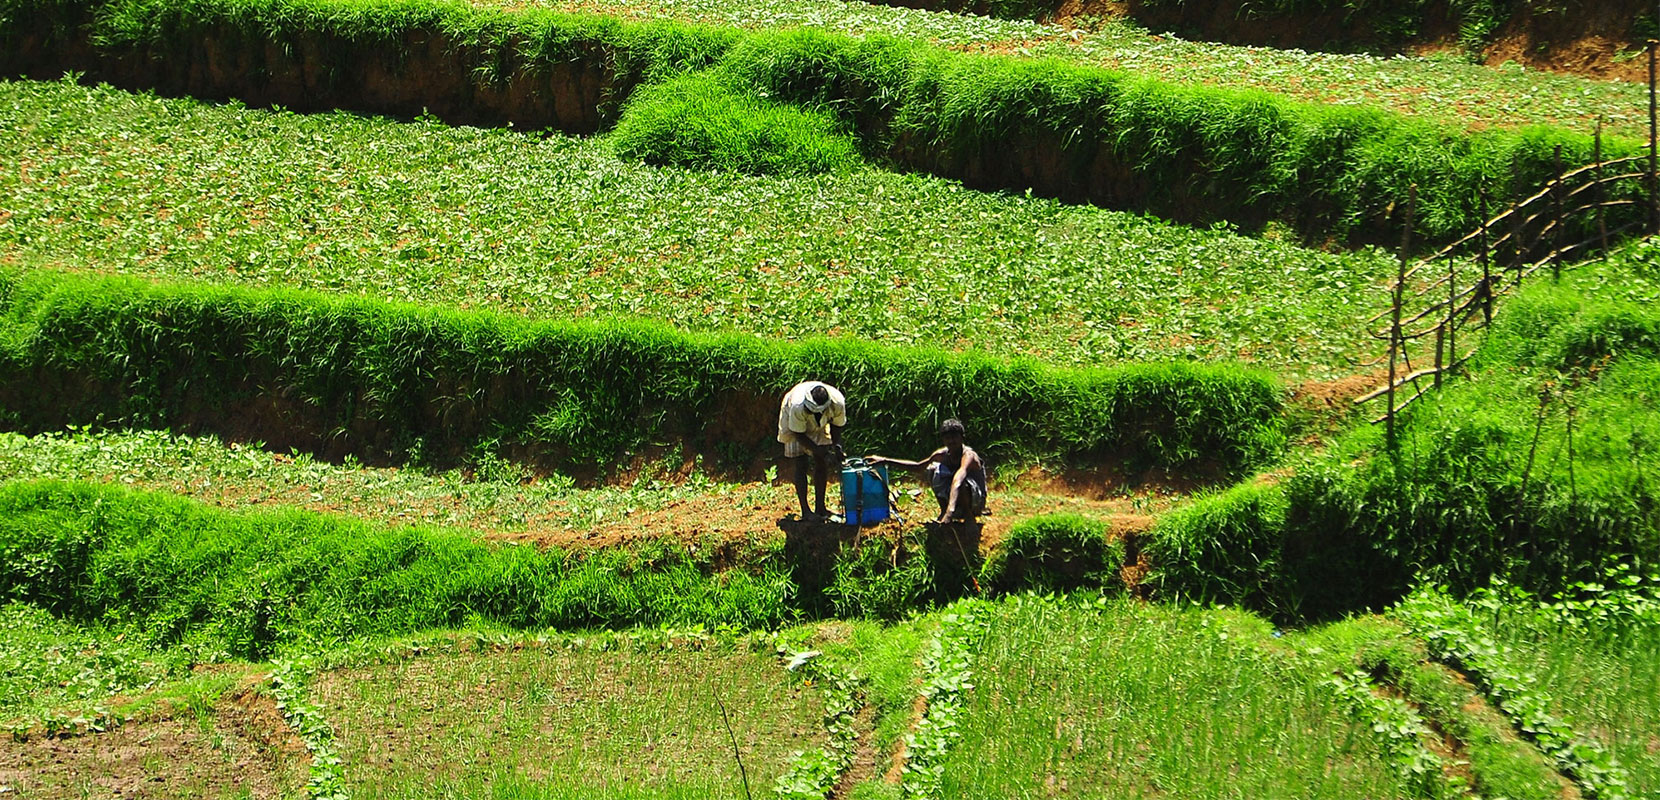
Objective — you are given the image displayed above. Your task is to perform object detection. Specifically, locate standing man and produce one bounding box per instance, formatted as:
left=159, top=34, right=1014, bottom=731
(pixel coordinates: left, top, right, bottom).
left=867, top=418, right=986, bottom=524
left=778, top=380, right=847, bottom=522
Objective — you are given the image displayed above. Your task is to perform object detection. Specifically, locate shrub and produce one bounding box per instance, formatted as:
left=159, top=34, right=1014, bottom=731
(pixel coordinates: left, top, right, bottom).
left=611, top=72, right=863, bottom=175
left=1146, top=481, right=1289, bottom=611
left=978, top=513, right=1123, bottom=596
left=825, top=530, right=935, bottom=620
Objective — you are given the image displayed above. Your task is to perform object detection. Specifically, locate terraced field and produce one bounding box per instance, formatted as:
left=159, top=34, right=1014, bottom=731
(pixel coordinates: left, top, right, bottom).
left=483, top=0, right=1650, bottom=139
left=0, top=429, right=1164, bottom=550
left=1476, top=593, right=1660, bottom=794
left=313, top=642, right=827, bottom=799
left=945, top=600, right=1418, bottom=798
left=0, top=79, right=1395, bottom=378
left=1, top=0, right=1658, bottom=795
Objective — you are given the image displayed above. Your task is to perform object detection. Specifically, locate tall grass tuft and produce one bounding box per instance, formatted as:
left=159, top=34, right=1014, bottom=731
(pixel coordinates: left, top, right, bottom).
left=611, top=72, right=862, bottom=175
left=977, top=513, right=1123, bottom=597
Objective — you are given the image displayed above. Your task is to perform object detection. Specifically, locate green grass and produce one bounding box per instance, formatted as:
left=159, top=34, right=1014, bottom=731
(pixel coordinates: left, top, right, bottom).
left=0, top=78, right=1396, bottom=379
left=1473, top=593, right=1660, bottom=796
left=476, top=0, right=1651, bottom=140
left=310, top=641, right=825, bottom=799
left=940, top=598, right=1419, bottom=799
left=0, top=428, right=767, bottom=535
left=0, top=602, right=183, bottom=723
left=977, top=512, right=1123, bottom=596
left=612, top=71, right=863, bottom=174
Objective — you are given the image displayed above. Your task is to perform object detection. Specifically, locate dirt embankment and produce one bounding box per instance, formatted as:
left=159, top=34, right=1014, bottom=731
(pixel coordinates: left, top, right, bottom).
left=1474, top=0, right=1654, bottom=82
left=1054, top=0, right=1656, bottom=83
left=1, top=21, right=621, bottom=133
left=889, top=0, right=1654, bottom=83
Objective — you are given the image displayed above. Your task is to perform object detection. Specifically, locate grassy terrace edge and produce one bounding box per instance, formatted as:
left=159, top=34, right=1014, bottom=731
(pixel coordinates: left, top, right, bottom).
left=0, top=479, right=1127, bottom=659
left=0, top=0, right=1643, bottom=245
left=0, top=268, right=1285, bottom=476
left=0, top=478, right=795, bottom=658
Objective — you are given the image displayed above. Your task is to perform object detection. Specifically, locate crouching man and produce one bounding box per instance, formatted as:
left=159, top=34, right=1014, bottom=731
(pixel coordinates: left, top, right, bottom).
left=778, top=380, right=847, bottom=522
left=866, top=418, right=986, bottom=524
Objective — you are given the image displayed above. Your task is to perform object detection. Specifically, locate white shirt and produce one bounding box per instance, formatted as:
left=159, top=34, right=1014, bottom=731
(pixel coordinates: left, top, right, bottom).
left=778, top=381, right=847, bottom=443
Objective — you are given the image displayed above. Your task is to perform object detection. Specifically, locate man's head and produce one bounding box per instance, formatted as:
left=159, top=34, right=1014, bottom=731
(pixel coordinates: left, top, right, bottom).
left=805, top=384, right=831, bottom=413
left=940, top=418, right=966, bottom=450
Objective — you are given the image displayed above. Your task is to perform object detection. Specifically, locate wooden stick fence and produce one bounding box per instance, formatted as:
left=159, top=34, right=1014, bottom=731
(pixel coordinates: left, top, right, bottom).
left=1358, top=59, right=1660, bottom=442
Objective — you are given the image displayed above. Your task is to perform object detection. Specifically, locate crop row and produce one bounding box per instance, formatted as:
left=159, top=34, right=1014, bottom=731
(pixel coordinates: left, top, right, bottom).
left=0, top=0, right=1642, bottom=244
left=0, top=79, right=1400, bottom=378
left=1396, top=587, right=1652, bottom=799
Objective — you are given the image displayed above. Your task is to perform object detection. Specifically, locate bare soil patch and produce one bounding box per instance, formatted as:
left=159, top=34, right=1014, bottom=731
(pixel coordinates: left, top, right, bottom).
left=1472, top=0, right=1652, bottom=83
left=485, top=479, right=1162, bottom=558
left=831, top=703, right=882, bottom=799
left=0, top=696, right=305, bottom=800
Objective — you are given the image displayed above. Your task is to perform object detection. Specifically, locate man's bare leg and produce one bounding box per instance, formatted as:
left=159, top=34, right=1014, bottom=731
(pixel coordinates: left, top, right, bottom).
left=813, top=452, right=829, bottom=517
left=793, top=455, right=815, bottom=519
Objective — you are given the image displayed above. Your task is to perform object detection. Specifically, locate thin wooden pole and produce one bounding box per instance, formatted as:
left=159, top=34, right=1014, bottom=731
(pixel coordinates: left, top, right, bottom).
left=1388, top=185, right=1416, bottom=450
left=1446, top=252, right=1457, bottom=379
left=1478, top=187, right=1492, bottom=327
left=1510, top=152, right=1525, bottom=279
left=1434, top=282, right=1446, bottom=389
left=1595, top=118, right=1609, bottom=261
left=1650, top=37, right=1658, bottom=233
left=1388, top=257, right=1404, bottom=448
left=1551, top=143, right=1564, bottom=282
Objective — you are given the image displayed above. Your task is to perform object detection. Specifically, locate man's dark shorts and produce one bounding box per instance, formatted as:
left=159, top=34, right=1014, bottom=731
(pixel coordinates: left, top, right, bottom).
left=931, top=463, right=986, bottom=519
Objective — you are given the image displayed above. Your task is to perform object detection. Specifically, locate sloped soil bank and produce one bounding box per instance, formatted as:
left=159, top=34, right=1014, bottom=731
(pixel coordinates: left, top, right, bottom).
left=488, top=481, right=1161, bottom=600
left=920, top=0, right=1653, bottom=82
left=2, top=21, right=622, bottom=133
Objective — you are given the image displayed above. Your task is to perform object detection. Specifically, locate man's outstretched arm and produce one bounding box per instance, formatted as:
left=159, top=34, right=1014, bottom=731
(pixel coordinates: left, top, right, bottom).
left=865, top=448, right=941, bottom=469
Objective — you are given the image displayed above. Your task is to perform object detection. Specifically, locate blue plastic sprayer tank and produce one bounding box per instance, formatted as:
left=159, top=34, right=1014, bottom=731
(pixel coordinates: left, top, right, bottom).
left=841, top=460, right=891, bottom=526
